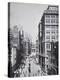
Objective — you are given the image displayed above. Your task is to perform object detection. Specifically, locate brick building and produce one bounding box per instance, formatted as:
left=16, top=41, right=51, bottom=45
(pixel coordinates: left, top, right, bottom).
left=38, top=6, right=58, bottom=74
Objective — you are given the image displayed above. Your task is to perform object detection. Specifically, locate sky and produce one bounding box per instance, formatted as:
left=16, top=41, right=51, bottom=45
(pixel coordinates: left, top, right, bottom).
left=10, top=3, right=48, bottom=43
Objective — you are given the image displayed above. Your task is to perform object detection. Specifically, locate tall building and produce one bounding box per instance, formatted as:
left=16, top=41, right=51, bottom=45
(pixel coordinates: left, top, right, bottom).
left=38, top=6, right=58, bottom=74
left=31, top=43, right=36, bottom=54
left=8, top=25, right=20, bottom=77
left=16, top=29, right=25, bottom=68
left=23, top=37, right=30, bottom=56
left=23, top=32, right=32, bottom=56
left=36, top=39, right=39, bottom=63
left=11, top=25, right=19, bottom=67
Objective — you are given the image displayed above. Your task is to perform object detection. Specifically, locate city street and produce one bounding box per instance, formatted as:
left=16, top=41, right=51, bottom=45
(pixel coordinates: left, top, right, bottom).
left=14, top=52, right=47, bottom=77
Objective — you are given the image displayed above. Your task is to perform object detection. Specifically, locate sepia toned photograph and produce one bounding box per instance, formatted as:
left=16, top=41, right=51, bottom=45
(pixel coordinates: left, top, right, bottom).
left=8, top=2, right=59, bottom=77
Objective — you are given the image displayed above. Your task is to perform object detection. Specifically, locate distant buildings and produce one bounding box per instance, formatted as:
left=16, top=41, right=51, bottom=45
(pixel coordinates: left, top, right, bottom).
left=36, top=40, right=39, bottom=55
left=9, top=25, right=32, bottom=77
left=24, top=36, right=32, bottom=56
left=11, top=25, right=19, bottom=67
left=31, top=43, right=36, bottom=53
left=36, top=39, right=39, bottom=63
left=38, top=6, right=58, bottom=75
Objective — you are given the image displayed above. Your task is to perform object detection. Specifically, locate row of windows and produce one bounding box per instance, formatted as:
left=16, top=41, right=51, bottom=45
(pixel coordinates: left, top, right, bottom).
left=46, top=26, right=58, bottom=28
left=46, top=31, right=50, bottom=34
left=45, top=15, right=58, bottom=18
left=46, top=19, right=58, bottom=23
left=46, top=36, right=55, bottom=39
left=46, top=31, right=56, bottom=34
left=51, top=32, right=55, bottom=34
left=49, top=7, right=58, bottom=11
left=51, top=19, right=58, bottom=23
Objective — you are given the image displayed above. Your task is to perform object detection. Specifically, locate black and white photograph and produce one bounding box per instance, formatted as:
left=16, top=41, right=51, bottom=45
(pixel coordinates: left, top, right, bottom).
left=8, top=2, right=59, bottom=77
